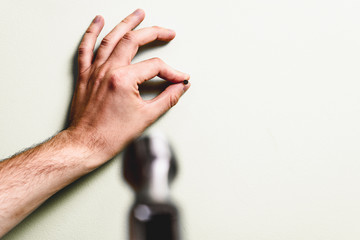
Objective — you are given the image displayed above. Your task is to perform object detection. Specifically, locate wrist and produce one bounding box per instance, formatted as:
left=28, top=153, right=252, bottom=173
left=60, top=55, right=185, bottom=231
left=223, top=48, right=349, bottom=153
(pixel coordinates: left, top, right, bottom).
left=60, top=127, right=112, bottom=171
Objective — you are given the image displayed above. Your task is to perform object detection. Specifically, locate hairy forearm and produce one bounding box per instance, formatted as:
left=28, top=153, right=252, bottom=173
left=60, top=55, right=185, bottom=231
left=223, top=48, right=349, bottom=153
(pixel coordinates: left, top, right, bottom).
left=0, top=130, right=100, bottom=237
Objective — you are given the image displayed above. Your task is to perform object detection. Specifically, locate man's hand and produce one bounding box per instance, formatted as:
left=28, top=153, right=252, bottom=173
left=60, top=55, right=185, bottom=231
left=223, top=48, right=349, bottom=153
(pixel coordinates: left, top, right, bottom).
left=67, top=8, right=190, bottom=169
left=0, top=9, right=189, bottom=237
left=66, top=9, right=190, bottom=169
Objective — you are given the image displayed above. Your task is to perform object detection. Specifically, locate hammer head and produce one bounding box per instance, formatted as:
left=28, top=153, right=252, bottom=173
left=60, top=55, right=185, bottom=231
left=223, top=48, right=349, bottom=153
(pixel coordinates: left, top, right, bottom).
left=123, top=132, right=178, bottom=193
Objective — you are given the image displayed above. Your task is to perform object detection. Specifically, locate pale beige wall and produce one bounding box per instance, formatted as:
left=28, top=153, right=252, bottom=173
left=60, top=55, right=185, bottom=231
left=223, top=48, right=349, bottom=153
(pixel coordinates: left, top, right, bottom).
left=2, top=0, right=360, bottom=239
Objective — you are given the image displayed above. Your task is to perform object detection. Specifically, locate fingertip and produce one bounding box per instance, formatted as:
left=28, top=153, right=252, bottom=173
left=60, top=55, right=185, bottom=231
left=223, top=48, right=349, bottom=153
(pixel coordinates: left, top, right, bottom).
left=185, top=73, right=190, bottom=80
left=134, top=8, right=146, bottom=18
left=93, top=15, right=104, bottom=24
left=168, top=29, right=176, bottom=39
left=157, top=29, right=176, bottom=42
left=183, top=81, right=191, bottom=94
left=171, top=81, right=190, bottom=96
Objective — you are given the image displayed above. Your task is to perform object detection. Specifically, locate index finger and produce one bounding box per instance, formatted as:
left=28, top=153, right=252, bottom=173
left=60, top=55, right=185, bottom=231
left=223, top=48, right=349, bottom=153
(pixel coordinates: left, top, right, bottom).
left=129, top=57, right=190, bottom=85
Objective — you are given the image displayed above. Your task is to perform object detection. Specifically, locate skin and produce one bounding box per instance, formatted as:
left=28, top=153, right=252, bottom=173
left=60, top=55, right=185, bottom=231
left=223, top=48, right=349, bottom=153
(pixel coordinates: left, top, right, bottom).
left=0, top=8, right=190, bottom=237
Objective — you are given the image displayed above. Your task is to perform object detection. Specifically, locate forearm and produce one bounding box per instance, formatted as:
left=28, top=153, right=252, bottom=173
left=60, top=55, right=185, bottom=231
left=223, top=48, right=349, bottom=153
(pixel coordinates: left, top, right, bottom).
left=0, top=130, right=101, bottom=237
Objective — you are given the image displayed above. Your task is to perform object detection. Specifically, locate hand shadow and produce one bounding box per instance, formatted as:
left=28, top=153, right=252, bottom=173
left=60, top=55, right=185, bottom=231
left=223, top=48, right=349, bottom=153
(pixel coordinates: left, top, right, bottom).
left=2, top=38, right=173, bottom=239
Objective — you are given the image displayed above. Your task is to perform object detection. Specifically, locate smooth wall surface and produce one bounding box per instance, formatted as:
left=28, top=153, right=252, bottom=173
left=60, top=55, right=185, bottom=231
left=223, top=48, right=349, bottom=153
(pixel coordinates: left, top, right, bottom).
left=1, top=0, right=360, bottom=239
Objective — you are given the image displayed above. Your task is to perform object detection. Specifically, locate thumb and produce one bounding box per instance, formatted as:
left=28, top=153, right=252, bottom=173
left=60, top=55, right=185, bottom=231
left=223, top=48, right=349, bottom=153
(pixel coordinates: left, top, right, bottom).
left=147, top=81, right=190, bottom=119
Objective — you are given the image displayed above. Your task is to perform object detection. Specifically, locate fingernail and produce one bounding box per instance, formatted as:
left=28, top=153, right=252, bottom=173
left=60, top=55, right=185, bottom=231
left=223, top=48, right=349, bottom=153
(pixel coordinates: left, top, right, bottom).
left=182, top=82, right=190, bottom=94
left=168, top=28, right=176, bottom=34
left=93, top=15, right=101, bottom=23
left=133, top=8, right=143, bottom=15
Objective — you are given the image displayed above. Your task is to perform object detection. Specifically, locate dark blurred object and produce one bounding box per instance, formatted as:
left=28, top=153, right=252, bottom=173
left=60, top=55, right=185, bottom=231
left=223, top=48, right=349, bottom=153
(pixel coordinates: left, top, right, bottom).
left=123, top=133, right=180, bottom=240
left=129, top=203, right=179, bottom=240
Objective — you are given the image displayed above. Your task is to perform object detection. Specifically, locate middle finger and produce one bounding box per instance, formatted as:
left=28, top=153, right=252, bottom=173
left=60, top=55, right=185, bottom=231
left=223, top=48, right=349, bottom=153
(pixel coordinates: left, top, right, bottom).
left=94, top=9, right=145, bottom=66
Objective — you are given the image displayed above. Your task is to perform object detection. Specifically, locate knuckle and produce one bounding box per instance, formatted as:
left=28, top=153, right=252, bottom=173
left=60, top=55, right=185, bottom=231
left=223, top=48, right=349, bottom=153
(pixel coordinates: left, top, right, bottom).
left=93, top=76, right=102, bottom=87
left=108, top=70, right=128, bottom=90
left=100, top=37, right=111, bottom=47
left=151, top=57, right=163, bottom=65
left=85, top=29, right=95, bottom=34
left=165, top=69, right=176, bottom=79
left=152, top=25, right=162, bottom=30
left=109, top=71, right=119, bottom=83
left=91, top=68, right=106, bottom=86
left=121, top=17, right=130, bottom=24
left=96, top=67, right=107, bottom=79
left=169, top=95, right=179, bottom=108
left=78, top=46, right=88, bottom=56
left=121, top=32, right=137, bottom=44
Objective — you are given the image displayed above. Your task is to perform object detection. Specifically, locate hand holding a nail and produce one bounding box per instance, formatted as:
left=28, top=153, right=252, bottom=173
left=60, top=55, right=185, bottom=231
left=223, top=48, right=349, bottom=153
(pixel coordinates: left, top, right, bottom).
left=0, top=9, right=191, bottom=235
left=67, top=9, right=190, bottom=167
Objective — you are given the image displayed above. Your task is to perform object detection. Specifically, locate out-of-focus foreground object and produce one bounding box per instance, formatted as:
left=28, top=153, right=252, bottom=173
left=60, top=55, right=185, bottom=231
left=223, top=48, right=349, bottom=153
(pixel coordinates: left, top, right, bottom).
left=123, top=132, right=180, bottom=240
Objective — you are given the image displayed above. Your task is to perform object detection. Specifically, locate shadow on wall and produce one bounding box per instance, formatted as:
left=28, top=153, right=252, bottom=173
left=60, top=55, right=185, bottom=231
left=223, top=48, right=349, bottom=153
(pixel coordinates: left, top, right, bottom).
left=2, top=36, right=175, bottom=239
